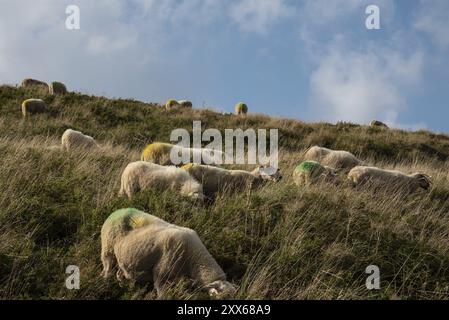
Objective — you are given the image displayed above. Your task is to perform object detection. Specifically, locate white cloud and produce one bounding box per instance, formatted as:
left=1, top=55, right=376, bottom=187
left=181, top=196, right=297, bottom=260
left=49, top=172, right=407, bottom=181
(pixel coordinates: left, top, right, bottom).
left=309, top=38, right=424, bottom=127
left=229, top=0, right=292, bottom=34
left=414, top=0, right=449, bottom=50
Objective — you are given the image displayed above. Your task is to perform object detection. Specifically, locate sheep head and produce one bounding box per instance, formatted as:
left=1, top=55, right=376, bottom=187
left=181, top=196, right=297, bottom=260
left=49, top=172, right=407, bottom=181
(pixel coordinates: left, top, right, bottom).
left=253, top=165, right=282, bottom=182
left=411, top=173, right=432, bottom=190
left=205, top=280, right=236, bottom=299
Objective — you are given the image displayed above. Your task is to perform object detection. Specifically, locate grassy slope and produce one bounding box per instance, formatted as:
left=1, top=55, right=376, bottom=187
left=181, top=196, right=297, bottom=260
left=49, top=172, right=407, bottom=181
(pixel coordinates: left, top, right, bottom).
left=0, top=85, right=449, bottom=299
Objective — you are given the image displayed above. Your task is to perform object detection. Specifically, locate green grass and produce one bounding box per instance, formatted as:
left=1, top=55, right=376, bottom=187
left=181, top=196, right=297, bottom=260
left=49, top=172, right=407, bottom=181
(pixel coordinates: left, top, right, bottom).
left=0, top=85, right=449, bottom=299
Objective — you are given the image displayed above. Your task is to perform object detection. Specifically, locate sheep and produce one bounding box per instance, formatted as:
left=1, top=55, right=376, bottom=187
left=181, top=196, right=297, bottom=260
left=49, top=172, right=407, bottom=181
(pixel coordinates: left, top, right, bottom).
left=141, top=142, right=225, bottom=166
left=293, top=161, right=338, bottom=186
left=165, top=99, right=180, bottom=110
left=20, top=78, right=48, bottom=89
left=178, top=100, right=193, bottom=108
left=119, top=161, right=204, bottom=201
left=181, top=163, right=282, bottom=196
left=49, top=81, right=67, bottom=95
left=370, top=120, right=389, bottom=128
left=21, top=98, right=47, bottom=116
left=61, top=129, right=98, bottom=151
left=303, top=146, right=362, bottom=171
left=235, top=102, right=248, bottom=115
left=101, top=208, right=236, bottom=298
left=347, top=166, right=432, bottom=193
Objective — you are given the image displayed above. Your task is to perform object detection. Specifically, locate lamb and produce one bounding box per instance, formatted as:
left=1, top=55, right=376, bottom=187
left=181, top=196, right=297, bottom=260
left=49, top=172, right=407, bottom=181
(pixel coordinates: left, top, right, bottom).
left=347, top=166, right=431, bottom=193
left=303, top=146, right=362, bottom=171
left=21, top=99, right=47, bottom=116
left=20, top=78, right=48, bottom=89
left=181, top=163, right=282, bottom=196
left=141, top=142, right=225, bottom=166
left=370, top=120, right=389, bottom=128
left=165, top=99, right=180, bottom=110
left=293, top=161, right=338, bottom=186
left=178, top=100, right=193, bottom=108
left=101, top=208, right=236, bottom=298
left=61, top=129, right=98, bottom=151
left=119, top=161, right=204, bottom=201
left=235, top=102, right=248, bottom=115
left=49, top=81, right=67, bottom=95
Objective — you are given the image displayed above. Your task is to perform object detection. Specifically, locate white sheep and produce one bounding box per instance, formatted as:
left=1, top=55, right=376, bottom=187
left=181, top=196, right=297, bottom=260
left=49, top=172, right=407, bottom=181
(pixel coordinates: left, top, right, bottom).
left=303, top=146, right=362, bottom=171
left=61, top=129, right=98, bottom=151
left=181, top=163, right=282, bottom=196
left=292, top=160, right=338, bottom=186
left=178, top=100, right=193, bottom=108
left=119, top=161, right=204, bottom=201
left=101, top=208, right=236, bottom=298
left=20, top=78, right=48, bottom=89
left=370, top=120, right=389, bottom=128
left=347, top=166, right=431, bottom=193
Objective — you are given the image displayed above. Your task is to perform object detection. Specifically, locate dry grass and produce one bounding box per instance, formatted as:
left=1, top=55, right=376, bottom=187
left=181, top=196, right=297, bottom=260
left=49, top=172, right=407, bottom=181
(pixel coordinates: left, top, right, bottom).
left=0, top=85, right=449, bottom=300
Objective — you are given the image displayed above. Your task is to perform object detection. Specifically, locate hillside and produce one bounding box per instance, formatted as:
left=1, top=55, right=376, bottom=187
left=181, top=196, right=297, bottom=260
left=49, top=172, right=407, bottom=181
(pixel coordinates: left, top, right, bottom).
left=1, top=84, right=449, bottom=299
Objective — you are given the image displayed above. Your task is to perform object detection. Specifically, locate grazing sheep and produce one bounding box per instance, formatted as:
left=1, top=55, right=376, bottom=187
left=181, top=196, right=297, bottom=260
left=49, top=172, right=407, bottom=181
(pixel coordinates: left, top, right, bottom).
left=61, top=129, right=98, bottom=151
left=119, top=161, right=204, bottom=201
left=101, top=208, right=235, bottom=298
left=141, top=142, right=225, bottom=166
left=181, top=163, right=282, bottom=196
left=49, top=81, right=67, bottom=95
left=178, top=100, right=193, bottom=108
left=20, top=78, right=48, bottom=89
left=303, top=146, right=362, bottom=171
left=370, top=120, right=389, bottom=128
left=293, top=161, right=338, bottom=186
left=21, top=99, right=47, bottom=116
left=165, top=99, right=180, bottom=110
left=347, top=166, right=431, bottom=193
left=235, top=102, right=248, bottom=115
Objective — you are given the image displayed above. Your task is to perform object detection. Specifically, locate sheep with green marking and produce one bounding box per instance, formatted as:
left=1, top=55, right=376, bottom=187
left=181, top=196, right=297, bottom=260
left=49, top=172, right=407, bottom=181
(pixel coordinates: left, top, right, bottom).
left=235, top=102, right=248, bottom=115
left=21, top=98, right=47, bottom=116
left=293, top=161, right=338, bottom=186
left=49, top=81, right=67, bottom=95
left=101, top=208, right=236, bottom=298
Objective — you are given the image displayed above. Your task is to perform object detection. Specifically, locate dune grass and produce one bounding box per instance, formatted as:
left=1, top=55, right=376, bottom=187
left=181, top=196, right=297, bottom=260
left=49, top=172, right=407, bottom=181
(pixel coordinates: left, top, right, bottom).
left=0, top=85, right=448, bottom=299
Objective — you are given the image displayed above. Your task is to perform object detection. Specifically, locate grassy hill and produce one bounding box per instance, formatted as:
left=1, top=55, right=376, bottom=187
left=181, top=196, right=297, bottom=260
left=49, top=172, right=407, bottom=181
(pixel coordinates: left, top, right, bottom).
left=1, top=84, right=449, bottom=299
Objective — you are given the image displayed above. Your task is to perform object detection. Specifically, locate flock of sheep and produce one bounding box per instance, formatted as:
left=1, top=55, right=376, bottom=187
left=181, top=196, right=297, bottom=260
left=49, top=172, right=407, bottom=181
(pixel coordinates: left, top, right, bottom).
left=17, top=78, right=431, bottom=299
left=294, top=146, right=431, bottom=193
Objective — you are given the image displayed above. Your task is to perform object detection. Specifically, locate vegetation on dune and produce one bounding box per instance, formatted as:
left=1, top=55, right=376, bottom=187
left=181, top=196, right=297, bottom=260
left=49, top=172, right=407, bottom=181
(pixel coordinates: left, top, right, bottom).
left=0, top=85, right=449, bottom=299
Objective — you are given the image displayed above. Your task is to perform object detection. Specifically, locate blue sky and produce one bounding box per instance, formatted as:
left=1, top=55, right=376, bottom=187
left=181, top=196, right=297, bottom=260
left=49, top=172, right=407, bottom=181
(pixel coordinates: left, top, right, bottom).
left=1, top=0, right=448, bottom=132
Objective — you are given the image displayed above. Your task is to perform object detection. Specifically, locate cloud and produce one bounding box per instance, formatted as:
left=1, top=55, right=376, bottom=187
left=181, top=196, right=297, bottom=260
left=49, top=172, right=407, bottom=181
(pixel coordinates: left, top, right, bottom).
left=414, top=0, right=449, bottom=50
left=308, top=38, right=424, bottom=128
left=229, top=0, right=292, bottom=34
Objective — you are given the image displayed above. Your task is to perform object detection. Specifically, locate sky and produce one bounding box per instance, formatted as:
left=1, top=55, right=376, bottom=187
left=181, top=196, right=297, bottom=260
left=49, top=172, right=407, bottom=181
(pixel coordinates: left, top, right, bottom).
left=0, top=0, right=448, bottom=133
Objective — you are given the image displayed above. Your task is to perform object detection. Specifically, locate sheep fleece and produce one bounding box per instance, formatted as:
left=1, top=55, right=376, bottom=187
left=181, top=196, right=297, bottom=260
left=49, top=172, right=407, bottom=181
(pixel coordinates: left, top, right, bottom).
left=61, top=129, right=97, bottom=151
left=119, top=161, right=203, bottom=199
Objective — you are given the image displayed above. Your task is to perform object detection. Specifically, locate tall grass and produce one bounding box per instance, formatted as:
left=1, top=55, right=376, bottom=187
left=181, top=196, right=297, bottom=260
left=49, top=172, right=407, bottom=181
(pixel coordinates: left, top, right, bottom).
left=0, top=85, right=448, bottom=299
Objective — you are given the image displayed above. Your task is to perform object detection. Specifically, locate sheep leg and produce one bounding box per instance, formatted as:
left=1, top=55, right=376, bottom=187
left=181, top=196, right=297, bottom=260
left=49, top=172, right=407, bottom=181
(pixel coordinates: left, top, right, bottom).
left=101, top=252, right=116, bottom=279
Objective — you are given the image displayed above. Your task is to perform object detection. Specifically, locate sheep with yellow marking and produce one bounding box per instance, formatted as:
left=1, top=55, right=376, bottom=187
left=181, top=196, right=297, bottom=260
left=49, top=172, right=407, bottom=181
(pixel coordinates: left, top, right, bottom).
left=101, top=208, right=236, bottom=298
left=21, top=99, right=47, bottom=116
